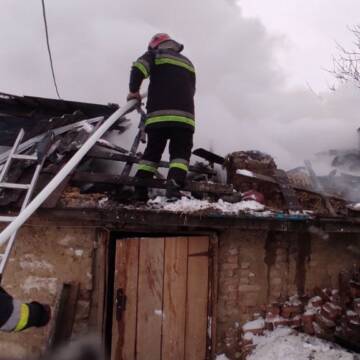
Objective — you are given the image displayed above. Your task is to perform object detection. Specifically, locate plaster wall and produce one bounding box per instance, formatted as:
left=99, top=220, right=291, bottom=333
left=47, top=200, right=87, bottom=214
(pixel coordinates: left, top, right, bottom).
left=0, top=224, right=98, bottom=359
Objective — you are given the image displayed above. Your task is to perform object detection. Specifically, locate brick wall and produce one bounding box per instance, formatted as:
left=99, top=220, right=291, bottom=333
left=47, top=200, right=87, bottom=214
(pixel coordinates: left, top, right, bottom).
left=216, top=229, right=360, bottom=357
left=217, top=230, right=268, bottom=355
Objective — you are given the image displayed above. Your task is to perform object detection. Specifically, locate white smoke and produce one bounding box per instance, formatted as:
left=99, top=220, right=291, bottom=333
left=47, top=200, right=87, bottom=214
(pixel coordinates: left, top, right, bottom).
left=0, top=0, right=359, bottom=171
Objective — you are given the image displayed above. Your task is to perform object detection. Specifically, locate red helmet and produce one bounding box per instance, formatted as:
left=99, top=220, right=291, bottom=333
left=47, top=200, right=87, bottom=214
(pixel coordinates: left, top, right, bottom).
left=148, top=33, right=171, bottom=50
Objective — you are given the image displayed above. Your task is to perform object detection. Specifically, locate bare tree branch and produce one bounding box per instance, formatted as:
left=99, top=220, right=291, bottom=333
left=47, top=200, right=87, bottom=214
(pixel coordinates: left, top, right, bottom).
left=330, top=25, right=360, bottom=89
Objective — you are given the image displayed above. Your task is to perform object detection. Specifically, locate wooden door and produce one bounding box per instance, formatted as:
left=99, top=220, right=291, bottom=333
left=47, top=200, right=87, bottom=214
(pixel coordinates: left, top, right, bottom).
left=112, top=236, right=211, bottom=360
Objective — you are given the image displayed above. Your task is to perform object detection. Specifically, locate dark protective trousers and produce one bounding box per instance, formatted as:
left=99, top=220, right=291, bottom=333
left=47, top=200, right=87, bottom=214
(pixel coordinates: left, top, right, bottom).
left=135, top=127, right=193, bottom=187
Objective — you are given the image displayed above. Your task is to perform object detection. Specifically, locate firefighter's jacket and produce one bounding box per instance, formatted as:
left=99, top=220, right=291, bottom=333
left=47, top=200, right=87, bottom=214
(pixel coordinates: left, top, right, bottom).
left=0, top=288, right=49, bottom=332
left=129, top=48, right=196, bottom=132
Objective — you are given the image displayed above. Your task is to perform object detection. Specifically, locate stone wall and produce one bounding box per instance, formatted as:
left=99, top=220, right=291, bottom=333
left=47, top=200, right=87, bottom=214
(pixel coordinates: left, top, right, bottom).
left=0, top=223, right=100, bottom=359
left=216, top=229, right=360, bottom=357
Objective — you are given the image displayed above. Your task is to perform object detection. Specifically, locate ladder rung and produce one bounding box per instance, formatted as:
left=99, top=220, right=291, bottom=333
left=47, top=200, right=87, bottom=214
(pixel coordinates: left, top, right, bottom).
left=0, top=216, right=16, bottom=222
left=0, top=182, right=30, bottom=190
left=12, top=154, right=38, bottom=161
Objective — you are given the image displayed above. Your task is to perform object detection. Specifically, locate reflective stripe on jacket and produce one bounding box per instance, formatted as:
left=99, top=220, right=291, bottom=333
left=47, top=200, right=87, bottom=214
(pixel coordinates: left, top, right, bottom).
left=129, top=48, right=196, bottom=132
left=0, top=294, right=30, bottom=332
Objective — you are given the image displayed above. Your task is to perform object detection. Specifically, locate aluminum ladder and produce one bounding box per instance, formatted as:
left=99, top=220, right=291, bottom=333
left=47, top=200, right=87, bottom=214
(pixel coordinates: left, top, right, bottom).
left=0, top=129, right=54, bottom=281
left=0, top=96, right=144, bottom=282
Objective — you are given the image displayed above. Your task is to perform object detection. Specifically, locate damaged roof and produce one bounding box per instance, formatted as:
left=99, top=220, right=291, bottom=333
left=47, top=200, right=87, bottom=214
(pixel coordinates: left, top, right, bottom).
left=0, top=92, right=118, bottom=146
left=0, top=92, right=359, bottom=231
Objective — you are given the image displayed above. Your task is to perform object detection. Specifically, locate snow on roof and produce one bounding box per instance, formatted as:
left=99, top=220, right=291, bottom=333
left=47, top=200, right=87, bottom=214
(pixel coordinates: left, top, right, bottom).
left=247, top=327, right=355, bottom=360
left=236, top=169, right=255, bottom=177
left=148, top=196, right=271, bottom=216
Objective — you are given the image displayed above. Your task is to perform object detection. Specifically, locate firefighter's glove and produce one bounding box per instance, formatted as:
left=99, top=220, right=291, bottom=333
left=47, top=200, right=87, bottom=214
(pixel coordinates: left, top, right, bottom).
left=126, top=91, right=141, bottom=102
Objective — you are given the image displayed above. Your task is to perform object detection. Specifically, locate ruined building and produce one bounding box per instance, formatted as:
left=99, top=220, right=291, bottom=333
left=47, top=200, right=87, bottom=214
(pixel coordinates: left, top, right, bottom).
left=0, top=93, right=359, bottom=360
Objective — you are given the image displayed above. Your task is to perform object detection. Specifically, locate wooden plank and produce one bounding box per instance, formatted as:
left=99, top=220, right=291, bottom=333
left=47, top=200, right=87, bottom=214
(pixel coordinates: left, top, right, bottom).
left=114, top=238, right=139, bottom=360
left=71, top=172, right=233, bottom=194
left=210, top=235, right=218, bottom=360
left=192, top=148, right=225, bottom=165
left=46, top=282, right=80, bottom=350
left=88, top=230, right=108, bottom=335
left=162, top=237, right=188, bottom=360
left=122, top=239, right=140, bottom=360
left=43, top=168, right=233, bottom=195
left=111, top=242, right=122, bottom=360
left=137, top=238, right=164, bottom=360
left=87, top=150, right=216, bottom=175
left=185, top=237, right=209, bottom=360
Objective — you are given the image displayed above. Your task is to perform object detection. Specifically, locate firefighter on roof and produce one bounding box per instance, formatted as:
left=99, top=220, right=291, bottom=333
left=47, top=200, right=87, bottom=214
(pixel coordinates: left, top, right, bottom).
left=127, top=33, right=196, bottom=201
left=0, top=286, right=50, bottom=332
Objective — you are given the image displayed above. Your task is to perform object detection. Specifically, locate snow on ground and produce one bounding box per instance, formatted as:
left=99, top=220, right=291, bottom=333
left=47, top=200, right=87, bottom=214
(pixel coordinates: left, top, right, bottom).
left=148, top=196, right=269, bottom=215
left=216, top=355, right=230, bottom=360
left=242, top=318, right=265, bottom=332
left=247, top=328, right=357, bottom=360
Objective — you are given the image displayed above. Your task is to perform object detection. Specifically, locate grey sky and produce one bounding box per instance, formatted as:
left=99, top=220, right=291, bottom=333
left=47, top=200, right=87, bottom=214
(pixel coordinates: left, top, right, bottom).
left=1, top=0, right=359, bottom=171
left=238, top=0, right=360, bottom=91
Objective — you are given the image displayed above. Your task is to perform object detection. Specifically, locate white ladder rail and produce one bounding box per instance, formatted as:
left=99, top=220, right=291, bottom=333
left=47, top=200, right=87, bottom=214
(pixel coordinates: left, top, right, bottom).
left=0, top=117, right=104, bottom=166
left=0, top=162, right=43, bottom=276
left=0, top=129, right=25, bottom=182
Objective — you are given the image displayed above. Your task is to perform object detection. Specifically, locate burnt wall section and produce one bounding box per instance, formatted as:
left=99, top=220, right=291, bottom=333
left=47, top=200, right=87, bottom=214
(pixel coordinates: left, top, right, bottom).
left=216, top=229, right=360, bottom=357
left=0, top=225, right=98, bottom=359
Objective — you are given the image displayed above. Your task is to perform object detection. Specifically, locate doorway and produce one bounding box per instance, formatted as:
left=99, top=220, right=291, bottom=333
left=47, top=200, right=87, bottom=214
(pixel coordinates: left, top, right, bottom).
left=111, top=236, right=213, bottom=360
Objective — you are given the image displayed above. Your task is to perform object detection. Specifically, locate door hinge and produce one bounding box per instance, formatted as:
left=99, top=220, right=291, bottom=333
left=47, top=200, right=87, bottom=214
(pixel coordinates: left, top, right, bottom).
left=116, top=288, right=127, bottom=320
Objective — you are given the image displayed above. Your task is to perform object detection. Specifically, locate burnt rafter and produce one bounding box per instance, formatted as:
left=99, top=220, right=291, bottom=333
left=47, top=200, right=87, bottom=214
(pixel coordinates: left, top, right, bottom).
left=43, top=168, right=233, bottom=195
left=87, top=149, right=216, bottom=176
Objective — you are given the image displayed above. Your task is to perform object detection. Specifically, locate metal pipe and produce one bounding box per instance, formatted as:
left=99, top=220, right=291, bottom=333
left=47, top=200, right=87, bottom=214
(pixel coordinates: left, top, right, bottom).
left=0, top=97, right=144, bottom=246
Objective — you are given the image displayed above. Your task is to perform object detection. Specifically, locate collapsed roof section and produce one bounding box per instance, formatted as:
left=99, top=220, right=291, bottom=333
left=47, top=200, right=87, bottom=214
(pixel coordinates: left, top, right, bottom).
left=0, top=92, right=118, bottom=146
left=0, top=92, right=358, bottom=225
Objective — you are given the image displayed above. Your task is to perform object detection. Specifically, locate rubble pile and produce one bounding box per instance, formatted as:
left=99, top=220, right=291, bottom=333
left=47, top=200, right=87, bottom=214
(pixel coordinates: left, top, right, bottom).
left=236, top=266, right=360, bottom=359
left=225, top=151, right=282, bottom=209
left=59, top=186, right=109, bottom=208
left=225, top=151, right=277, bottom=178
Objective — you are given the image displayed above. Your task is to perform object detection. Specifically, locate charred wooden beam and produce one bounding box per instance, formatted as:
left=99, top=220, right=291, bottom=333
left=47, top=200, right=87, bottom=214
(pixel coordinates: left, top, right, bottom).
left=192, top=148, right=225, bottom=165
left=31, top=207, right=360, bottom=233
left=87, top=150, right=216, bottom=175
left=46, top=282, right=79, bottom=350
left=235, top=171, right=345, bottom=202
left=68, top=171, right=233, bottom=195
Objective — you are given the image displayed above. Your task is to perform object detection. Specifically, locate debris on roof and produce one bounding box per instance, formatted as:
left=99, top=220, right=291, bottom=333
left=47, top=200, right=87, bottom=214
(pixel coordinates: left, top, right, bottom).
left=0, top=92, right=118, bottom=146
left=0, top=92, right=358, bottom=220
